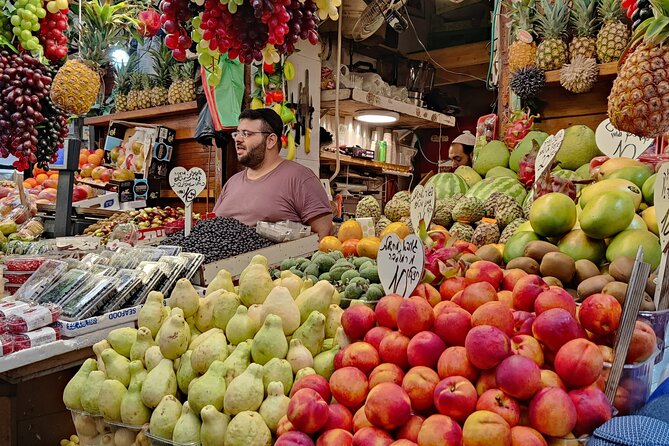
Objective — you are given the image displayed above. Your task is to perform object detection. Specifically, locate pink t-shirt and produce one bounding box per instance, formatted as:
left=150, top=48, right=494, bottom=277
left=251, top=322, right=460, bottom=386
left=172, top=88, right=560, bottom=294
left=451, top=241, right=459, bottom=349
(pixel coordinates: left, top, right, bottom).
left=212, top=160, right=332, bottom=226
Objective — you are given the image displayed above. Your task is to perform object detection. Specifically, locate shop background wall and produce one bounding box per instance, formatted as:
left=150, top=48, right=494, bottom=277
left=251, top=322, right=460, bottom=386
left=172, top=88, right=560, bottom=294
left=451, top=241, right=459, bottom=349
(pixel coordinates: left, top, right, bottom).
left=415, top=116, right=478, bottom=176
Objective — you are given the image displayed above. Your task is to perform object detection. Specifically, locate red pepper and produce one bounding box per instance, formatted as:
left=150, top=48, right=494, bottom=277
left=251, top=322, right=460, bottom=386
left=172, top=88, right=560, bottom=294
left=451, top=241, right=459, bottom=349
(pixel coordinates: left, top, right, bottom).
left=627, top=4, right=637, bottom=18
left=263, top=62, right=275, bottom=74
left=271, top=90, right=284, bottom=102
left=265, top=91, right=274, bottom=105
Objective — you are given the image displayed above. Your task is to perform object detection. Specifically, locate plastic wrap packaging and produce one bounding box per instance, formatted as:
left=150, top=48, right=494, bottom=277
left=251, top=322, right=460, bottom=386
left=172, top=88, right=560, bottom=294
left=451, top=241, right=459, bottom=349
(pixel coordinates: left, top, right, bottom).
left=80, top=253, right=110, bottom=267
left=179, top=252, right=205, bottom=280
left=0, top=333, right=13, bottom=355
left=157, top=256, right=188, bottom=295
left=59, top=276, right=119, bottom=321
left=86, top=264, right=118, bottom=276
left=157, top=245, right=183, bottom=256
left=475, top=113, right=498, bottom=150
left=13, top=324, right=61, bottom=352
left=136, top=247, right=166, bottom=262
left=7, top=303, right=61, bottom=333
left=108, top=253, right=137, bottom=270
left=127, top=262, right=165, bottom=306
left=12, top=259, right=67, bottom=302
left=3, top=256, right=47, bottom=271
left=97, top=269, right=145, bottom=315
left=4, top=270, right=34, bottom=285
left=35, top=269, right=92, bottom=305
left=0, top=300, right=31, bottom=319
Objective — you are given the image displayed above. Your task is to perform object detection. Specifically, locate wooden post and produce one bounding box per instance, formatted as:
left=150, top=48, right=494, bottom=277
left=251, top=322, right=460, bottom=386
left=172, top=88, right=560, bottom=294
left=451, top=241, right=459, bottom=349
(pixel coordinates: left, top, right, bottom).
left=497, top=4, right=511, bottom=133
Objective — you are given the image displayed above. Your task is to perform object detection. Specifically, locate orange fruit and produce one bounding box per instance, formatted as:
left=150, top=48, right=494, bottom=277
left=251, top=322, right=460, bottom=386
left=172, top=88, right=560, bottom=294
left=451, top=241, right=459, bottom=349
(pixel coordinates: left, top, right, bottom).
left=380, top=222, right=411, bottom=240
left=338, top=220, right=363, bottom=242
left=23, top=179, right=36, bottom=188
left=87, top=153, right=103, bottom=166
left=35, top=173, right=49, bottom=185
left=79, top=152, right=88, bottom=166
left=319, top=236, right=342, bottom=253
left=357, top=237, right=381, bottom=259
left=341, top=239, right=360, bottom=257
left=94, top=148, right=104, bottom=158
left=49, top=171, right=59, bottom=178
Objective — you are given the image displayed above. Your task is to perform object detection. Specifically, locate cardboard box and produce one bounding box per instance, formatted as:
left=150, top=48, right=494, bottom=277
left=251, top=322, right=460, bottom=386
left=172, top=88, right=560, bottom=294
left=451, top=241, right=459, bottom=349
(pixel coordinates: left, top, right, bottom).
left=57, top=305, right=141, bottom=337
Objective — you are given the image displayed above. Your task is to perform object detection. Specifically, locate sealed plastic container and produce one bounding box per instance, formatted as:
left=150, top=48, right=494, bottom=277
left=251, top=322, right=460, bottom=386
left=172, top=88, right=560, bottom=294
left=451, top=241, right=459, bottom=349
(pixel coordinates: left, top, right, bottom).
left=3, top=270, right=33, bottom=285
left=7, top=303, right=61, bottom=333
left=97, top=269, right=145, bottom=315
left=108, top=253, right=136, bottom=270
left=4, top=284, right=20, bottom=295
left=104, top=420, right=144, bottom=445
left=638, top=309, right=669, bottom=389
left=145, top=429, right=200, bottom=446
left=604, top=348, right=660, bottom=415
left=86, top=264, right=118, bottom=276
left=157, top=245, right=183, bottom=256
left=0, top=300, right=31, bottom=319
left=179, top=252, right=205, bottom=280
left=80, top=253, right=109, bottom=267
left=69, top=409, right=109, bottom=446
left=59, top=277, right=118, bottom=321
left=256, top=220, right=311, bottom=243
left=0, top=333, right=13, bottom=355
left=12, top=259, right=67, bottom=302
left=12, top=324, right=61, bottom=351
left=35, top=269, right=92, bottom=305
left=3, top=255, right=47, bottom=272
left=136, top=247, right=165, bottom=262
left=127, top=262, right=166, bottom=306
left=157, top=256, right=188, bottom=295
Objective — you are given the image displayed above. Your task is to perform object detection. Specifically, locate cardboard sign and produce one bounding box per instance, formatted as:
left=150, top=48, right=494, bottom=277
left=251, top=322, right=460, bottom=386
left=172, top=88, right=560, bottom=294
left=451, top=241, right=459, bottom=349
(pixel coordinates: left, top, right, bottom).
left=169, top=167, right=206, bottom=236
left=535, top=129, right=565, bottom=181
left=410, top=185, right=436, bottom=233
left=377, top=234, right=425, bottom=298
left=656, top=163, right=669, bottom=252
left=596, top=119, right=654, bottom=160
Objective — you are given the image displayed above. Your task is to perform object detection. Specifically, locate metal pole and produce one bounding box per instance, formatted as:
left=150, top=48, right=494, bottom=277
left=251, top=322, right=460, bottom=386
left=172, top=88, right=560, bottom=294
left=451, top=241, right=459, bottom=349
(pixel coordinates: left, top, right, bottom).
left=54, top=118, right=83, bottom=236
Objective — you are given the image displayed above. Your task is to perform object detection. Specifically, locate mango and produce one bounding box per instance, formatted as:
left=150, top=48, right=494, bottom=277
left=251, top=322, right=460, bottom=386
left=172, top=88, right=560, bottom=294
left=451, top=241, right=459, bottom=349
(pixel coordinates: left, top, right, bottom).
left=579, top=191, right=636, bottom=239
left=606, top=229, right=661, bottom=269
left=558, top=229, right=607, bottom=265
left=579, top=179, right=642, bottom=210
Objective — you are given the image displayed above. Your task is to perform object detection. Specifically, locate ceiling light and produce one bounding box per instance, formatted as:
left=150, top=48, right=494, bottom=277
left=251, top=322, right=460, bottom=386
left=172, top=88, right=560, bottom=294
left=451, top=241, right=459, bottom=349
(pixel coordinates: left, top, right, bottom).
left=354, top=110, right=400, bottom=124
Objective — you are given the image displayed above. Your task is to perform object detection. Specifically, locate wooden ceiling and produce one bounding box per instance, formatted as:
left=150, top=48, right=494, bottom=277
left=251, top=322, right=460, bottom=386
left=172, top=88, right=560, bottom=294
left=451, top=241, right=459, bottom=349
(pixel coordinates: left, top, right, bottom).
left=408, top=41, right=491, bottom=86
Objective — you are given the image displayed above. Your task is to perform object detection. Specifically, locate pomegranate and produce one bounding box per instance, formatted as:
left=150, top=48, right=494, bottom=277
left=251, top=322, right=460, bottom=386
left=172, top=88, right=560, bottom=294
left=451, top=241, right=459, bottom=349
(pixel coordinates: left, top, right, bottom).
left=137, top=9, right=161, bottom=37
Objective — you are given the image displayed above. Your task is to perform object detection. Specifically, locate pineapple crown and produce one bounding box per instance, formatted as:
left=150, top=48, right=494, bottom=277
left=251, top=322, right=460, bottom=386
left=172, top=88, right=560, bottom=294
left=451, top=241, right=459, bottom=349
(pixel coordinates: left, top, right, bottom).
left=598, top=0, right=625, bottom=23
left=571, top=0, right=599, bottom=37
left=130, top=72, right=144, bottom=89
left=149, top=43, right=174, bottom=89
left=630, top=0, right=669, bottom=46
left=508, top=0, right=537, bottom=37
left=535, top=0, right=570, bottom=39
left=114, top=52, right=137, bottom=95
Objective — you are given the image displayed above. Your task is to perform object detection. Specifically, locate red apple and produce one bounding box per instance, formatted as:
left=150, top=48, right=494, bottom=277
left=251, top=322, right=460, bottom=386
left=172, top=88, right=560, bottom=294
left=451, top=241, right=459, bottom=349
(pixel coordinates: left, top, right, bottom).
left=495, top=355, right=542, bottom=401
left=465, top=325, right=512, bottom=370
left=433, top=307, right=472, bottom=346
left=364, top=382, right=412, bottom=430
left=512, top=274, right=548, bottom=312
left=407, top=331, right=446, bottom=369
left=460, top=281, right=498, bottom=314
left=532, top=308, right=584, bottom=353
left=579, top=293, right=622, bottom=336
left=437, top=346, right=480, bottom=382
left=554, top=338, right=604, bottom=388
left=342, top=342, right=380, bottom=375
left=568, top=386, right=613, bottom=436
left=471, top=301, right=515, bottom=335
left=287, top=388, right=330, bottom=433
left=330, top=367, right=369, bottom=410
left=290, top=374, right=331, bottom=402
left=375, top=294, right=404, bottom=329
left=528, top=387, right=577, bottom=438
left=466, top=260, right=504, bottom=288
left=364, top=326, right=392, bottom=351
left=534, top=287, right=576, bottom=317
left=379, top=331, right=411, bottom=370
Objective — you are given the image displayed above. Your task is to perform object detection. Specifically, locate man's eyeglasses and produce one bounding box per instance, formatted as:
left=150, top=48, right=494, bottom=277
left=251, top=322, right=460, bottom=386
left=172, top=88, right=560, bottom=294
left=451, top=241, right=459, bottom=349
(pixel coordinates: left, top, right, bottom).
left=232, top=130, right=272, bottom=139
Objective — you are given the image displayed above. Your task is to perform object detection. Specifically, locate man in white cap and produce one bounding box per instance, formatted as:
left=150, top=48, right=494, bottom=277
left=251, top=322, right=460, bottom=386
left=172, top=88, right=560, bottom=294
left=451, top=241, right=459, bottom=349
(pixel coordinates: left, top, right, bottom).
left=449, top=130, right=476, bottom=169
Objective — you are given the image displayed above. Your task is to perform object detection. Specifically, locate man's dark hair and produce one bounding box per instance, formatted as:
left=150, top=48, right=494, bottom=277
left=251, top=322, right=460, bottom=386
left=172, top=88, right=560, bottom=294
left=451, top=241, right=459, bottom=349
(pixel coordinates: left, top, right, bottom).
left=238, top=108, right=283, bottom=142
left=460, top=143, right=474, bottom=156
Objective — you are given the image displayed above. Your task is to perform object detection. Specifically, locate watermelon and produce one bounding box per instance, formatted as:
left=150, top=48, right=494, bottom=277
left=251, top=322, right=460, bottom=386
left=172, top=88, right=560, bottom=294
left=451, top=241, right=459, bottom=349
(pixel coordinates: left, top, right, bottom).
left=465, top=177, right=527, bottom=205
left=552, top=169, right=584, bottom=193
left=427, top=173, right=468, bottom=199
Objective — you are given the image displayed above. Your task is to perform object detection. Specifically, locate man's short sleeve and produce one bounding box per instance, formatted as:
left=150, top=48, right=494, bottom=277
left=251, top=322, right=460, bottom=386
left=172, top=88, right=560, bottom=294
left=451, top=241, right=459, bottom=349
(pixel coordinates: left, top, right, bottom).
left=292, top=170, right=332, bottom=223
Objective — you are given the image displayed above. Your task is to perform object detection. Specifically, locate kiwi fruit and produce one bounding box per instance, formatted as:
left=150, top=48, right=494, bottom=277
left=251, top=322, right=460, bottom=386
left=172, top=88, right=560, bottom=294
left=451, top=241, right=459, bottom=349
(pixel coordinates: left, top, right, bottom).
left=543, top=276, right=563, bottom=287
left=476, top=245, right=503, bottom=265
left=574, top=259, right=601, bottom=285
left=600, top=264, right=609, bottom=276
left=524, top=241, right=560, bottom=263
left=646, top=273, right=657, bottom=297
left=640, top=294, right=656, bottom=311
left=608, top=256, right=635, bottom=283
left=576, top=274, right=614, bottom=301
left=461, top=253, right=481, bottom=264
left=565, top=288, right=578, bottom=300
left=602, top=281, right=628, bottom=305
left=540, top=252, right=576, bottom=284
left=506, top=257, right=540, bottom=275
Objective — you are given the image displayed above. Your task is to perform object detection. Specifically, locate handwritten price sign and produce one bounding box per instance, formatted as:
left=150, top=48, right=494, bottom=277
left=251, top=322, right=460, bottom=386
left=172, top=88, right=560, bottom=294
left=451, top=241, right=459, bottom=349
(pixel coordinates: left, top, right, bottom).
left=655, top=163, right=669, bottom=251
left=377, top=234, right=425, bottom=298
left=410, top=185, right=436, bottom=234
left=169, top=167, right=207, bottom=236
left=596, top=119, right=654, bottom=160
left=535, top=129, right=565, bottom=181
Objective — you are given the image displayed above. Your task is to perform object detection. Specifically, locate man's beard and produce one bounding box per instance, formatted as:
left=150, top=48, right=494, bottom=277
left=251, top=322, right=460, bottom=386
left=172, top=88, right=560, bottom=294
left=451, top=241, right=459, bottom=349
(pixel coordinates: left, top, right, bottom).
left=238, top=140, right=266, bottom=168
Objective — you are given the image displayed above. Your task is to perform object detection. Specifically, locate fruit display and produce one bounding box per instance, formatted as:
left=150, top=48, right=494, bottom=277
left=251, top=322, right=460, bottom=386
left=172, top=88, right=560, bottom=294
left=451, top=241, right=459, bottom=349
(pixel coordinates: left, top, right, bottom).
left=83, top=206, right=193, bottom=242
left=62, top=255, right=345, bottom=445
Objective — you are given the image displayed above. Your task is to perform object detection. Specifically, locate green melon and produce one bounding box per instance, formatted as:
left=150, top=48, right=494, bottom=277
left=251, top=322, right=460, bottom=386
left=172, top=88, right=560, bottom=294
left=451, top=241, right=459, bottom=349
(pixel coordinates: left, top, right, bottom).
left=486, top=166, right=518, bottom=179
left=473, top=140, right=510, bottom=176
left=556, top=125, right=603, bottom=171
left=509, top=131, right=549, bottom=172
left=454, top=166, right=483, bottom=188
left=466, top=177, right=527, bottom=206
left=426, top=173, right=469, bottom=200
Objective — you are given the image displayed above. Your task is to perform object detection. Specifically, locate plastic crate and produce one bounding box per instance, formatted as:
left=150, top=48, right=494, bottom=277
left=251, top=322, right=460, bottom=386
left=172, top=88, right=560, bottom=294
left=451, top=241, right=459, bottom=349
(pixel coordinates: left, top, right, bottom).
left=69, top=410, right=110, bottom=446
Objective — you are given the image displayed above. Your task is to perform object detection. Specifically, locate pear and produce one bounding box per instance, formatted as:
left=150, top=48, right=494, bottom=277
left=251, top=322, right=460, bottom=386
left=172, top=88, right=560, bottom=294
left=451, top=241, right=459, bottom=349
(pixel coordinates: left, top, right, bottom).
left=63, top=358, right=97, bottom=410
left=335, top=326, right=351, bottom=349
left=313, top=345, right=339, bottom=380
left=286, top=339, right=314, bottom=374
left=322, top=338, right=335, bottom=351
left=98, top=379, right=127, bottom=422
left=191, top=328, right=228, bottom=374
left=262, top=286, right=300, bottom=335
left=294, top=280, right=335, bottom=323
left=144, top=345, right=164, bottom=371
left=107, top=327, right=137, bottom=358
left=223, top=363, right=264, bottom=415
left=92, top=340, right=110, bottom=375
left=262, top=358, right=293, bottom=396
left=226, top=306, right=259, bottom=345
left=128, top=360, right=147, bottom=388
left=177, top=350, right=198, bottom=395
left=113, top=428, right=136, bottom=446
left=295, top=367, right=316, bottom=382
left=187, top=316, right=202, bottom=345
left=238, top=264, right=274, bottom=307
left=102, top=348, right=131, bottom=387
left=157, top=310, right=190, bottom=360
left=221, top=340, right=251, bottom=386
left=276, top=270, right=304, bottom=298
left=246, top=304, right=264, bottom=332
left=169, top=278, right=200, bottom=318
left=200, top=405, right=230, bottom=446
left=240, top=255, right=269, bottom=280
left=138, top=291, right=166, bottom=338
left=141, top=358, right=177, bottom=408
left=291, top=311, right=326, bottom=357
left=301, top=278, right=314, bottom=292
left=212, top=291, right=242, bottom=331
left=80, top=370, right=106, bottom=415
left=205, top=269, right=234, bottom=296
left=224, top=411, right=271, bottom=446
left=251, top=314, right=288, bottom=365
left=331, top=288, right=341, bottom=306
left=149, top=395, right=182, bottom=440
left=325, top=304, right=344, bottom=339
left=172, top=401, right=201, bottom=443
left=129, top=327, right=155, bottom=364
left=259, top=382, right=290, bottom=433
left=189, top=325, right=220, bottom=350
left=188, top=360, right=227, bottom=414
left=120, top=362, right=151, bottom=426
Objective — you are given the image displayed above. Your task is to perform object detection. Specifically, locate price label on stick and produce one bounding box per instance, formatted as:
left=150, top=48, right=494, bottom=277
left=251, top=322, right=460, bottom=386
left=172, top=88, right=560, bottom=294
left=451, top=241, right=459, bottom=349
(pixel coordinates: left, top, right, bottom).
left=169, top=167, right=206, bottom=237
left=595, top=119, right=654, bottom=160
left=534, top=129, right=565, bottom=181
left=655, top=163, right=669, bottom=252
left=410, top=184, right=436, bottom=234
left=377, top=234, right=425, bottom=298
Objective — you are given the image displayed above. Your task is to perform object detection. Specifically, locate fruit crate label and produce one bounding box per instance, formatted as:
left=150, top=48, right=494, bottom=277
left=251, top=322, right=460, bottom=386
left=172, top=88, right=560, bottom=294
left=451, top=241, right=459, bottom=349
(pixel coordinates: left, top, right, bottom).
left=377, top=234, right=425, bottom=298
left=596, top=119, right=654, bottom=160
left=410, top=185, right=436, bottom=233
left=169, top=167, right=207, bottom=237
left=534, top=129, right=565, bottom=181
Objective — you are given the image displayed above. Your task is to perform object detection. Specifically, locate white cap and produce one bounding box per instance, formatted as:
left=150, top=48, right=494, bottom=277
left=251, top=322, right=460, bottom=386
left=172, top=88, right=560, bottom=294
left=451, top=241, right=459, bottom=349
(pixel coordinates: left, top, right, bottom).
left=452, top=130, right=476, bottom=146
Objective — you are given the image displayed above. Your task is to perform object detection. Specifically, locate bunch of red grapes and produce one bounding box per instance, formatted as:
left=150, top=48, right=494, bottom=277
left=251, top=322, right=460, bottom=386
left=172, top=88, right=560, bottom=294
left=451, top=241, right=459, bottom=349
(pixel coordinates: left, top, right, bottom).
left=252, top=0, right=291, bottom=46
left=38, top=10, right=69, bottom=62
left=160, top=0, right=193, bottom=61
left=36, top=67, right=69, bottom=169
left=0, top=51, right=64, bottom=171
left=275, top=0, right=319, bottom=54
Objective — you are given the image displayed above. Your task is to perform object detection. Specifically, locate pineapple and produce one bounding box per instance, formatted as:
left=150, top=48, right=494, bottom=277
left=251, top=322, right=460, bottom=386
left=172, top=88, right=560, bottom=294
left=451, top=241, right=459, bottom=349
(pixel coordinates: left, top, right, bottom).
left=178, top=61, right=196, bottom=103
left=112, top=53, right=137, bottom=113
left=126, top=72, right=142, bottom=111
left=569, top=0, right=598, bottom=60
left=508, top=0, right=538, bottom=71
left=608, top=0, right=669, bottom=138
left=167, top=64, right=182, bottom=105
left=138, top=74, right=153, bottom=109
left=149, top=44, right=172, bottom=108
left=596, top=0, right=630, bottom=62
left=534, top=0, right=570, bottom=70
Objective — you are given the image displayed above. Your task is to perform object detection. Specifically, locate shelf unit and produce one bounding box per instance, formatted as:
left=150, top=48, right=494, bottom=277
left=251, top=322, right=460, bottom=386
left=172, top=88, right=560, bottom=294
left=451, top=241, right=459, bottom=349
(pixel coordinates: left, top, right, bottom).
left=544, top=62, right=618, bottom=84
left=320, top=152, right=412, bottom=176
left=408, top=41, right=490, bottom=86
left=321, top=88, right=455, bottom=128
left=83, top=101, right=198, bottom=126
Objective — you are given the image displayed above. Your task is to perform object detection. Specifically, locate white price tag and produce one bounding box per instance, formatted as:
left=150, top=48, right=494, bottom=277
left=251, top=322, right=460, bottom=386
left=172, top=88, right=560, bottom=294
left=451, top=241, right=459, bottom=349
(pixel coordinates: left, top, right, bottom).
left=377, top=234, right=425, bottom=298
left=655, top=163, right=669, bottom=251
left=535, top=129, right=565, bottom=181
left=410, top=185, right=436, bottom=233
left=169, top=167, right=207, bottom=237
left=596, top=119, right=654, bottom=160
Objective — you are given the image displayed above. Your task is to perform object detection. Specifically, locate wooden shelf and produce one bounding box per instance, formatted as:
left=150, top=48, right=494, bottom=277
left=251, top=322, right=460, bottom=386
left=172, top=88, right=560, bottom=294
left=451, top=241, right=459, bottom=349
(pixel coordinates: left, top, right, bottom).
left=544, top=62, right=618, bottom=84
left=83, top=101, right=199, bottom=126
left=321, top=88, right=455, bottom=128
left=320, top=151, right=411, bottom=176
left=408, top=42, right=490, bottom=86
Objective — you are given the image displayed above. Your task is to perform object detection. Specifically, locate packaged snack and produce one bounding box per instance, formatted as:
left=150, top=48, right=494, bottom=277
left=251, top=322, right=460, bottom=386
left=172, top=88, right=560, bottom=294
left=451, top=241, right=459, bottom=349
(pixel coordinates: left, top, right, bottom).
left=475, top=113, right=498, bottom=148
left=4, top=271, right=34, bottom=285
left=35, top=269, right=92, bottom=305
left=60, top=277, right=118, bottom=321
left=0, top=333, right=13, bottom=355
left=3, top=256, right=47, bottom=272
left=13, top=325, right=61, bottom=351
left=7, top=303, right=61, bottom=333
left=12, top=259, right=67, bottom=302
left=0, top=300, right=31, bottom=319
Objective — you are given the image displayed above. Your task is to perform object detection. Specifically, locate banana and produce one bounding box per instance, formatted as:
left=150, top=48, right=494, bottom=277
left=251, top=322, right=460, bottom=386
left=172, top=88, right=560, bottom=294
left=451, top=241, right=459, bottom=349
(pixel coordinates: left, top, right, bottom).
left=286, top=133, right=296, bottom=161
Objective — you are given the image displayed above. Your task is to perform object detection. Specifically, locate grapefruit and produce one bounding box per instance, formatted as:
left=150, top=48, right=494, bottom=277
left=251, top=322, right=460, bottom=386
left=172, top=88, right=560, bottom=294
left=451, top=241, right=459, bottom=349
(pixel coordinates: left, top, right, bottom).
left=529, top=193, right=577, bottom=237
